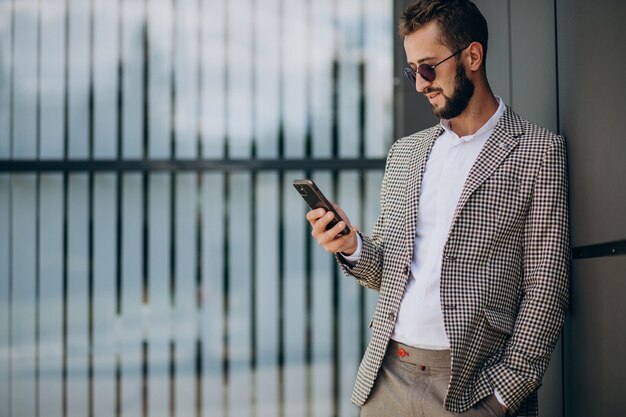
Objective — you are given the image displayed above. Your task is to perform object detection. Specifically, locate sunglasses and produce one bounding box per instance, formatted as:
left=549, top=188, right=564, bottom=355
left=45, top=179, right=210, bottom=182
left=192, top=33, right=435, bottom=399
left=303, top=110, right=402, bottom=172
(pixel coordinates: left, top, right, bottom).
left=403, top=44, right=471, bottom=85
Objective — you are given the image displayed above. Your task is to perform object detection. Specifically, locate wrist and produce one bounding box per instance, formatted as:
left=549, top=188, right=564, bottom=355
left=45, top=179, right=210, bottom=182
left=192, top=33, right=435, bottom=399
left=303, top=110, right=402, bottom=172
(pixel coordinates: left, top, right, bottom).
left=340, top=231, right=359, bottom=256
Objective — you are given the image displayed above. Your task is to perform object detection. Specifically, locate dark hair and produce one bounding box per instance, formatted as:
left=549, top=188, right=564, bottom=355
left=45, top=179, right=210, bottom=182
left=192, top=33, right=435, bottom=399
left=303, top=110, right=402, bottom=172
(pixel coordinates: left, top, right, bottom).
left=399, top=0, right=488, bottom=64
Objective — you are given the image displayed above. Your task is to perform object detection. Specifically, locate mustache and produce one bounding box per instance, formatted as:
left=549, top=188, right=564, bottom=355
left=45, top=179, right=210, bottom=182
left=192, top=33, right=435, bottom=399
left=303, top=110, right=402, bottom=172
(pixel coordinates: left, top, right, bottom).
left=423, top=87, right=443, bottom=96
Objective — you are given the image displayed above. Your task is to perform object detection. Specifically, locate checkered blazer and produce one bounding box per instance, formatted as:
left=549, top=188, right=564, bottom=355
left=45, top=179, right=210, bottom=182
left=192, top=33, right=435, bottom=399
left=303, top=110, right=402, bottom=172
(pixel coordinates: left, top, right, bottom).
left=339, top=106, right=569, bottom=417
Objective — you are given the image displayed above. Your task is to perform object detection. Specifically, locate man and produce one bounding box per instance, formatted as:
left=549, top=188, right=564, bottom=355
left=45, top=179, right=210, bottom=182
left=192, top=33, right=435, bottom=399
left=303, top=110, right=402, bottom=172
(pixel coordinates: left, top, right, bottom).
left=305, top=1, right=569, bottom=416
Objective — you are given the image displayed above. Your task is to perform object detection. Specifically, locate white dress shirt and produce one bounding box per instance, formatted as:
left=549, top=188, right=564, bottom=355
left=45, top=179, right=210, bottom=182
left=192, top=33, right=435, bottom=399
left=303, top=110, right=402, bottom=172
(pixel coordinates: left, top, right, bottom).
left=344, top=97, right=505, bottom=349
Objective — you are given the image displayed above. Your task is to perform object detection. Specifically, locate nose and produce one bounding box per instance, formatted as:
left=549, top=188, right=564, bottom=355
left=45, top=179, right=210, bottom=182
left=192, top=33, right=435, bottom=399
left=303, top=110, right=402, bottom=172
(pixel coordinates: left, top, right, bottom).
left=414, top=75, right=431, bottom=94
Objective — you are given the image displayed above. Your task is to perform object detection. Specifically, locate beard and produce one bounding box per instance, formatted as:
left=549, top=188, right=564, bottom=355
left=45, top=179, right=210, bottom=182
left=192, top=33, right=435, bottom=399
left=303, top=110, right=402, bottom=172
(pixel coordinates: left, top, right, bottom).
left=428, top=63, right=475, bottom=120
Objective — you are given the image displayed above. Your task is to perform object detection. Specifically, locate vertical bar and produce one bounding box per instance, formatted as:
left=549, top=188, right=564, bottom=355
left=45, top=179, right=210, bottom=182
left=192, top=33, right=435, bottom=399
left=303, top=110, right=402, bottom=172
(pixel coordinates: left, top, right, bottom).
left=67, top=0, right=90, bottom=159
left=330, top=172, right=340, bottom=417
left=226, top=0, right=253, bottom=159
left=148, top=173, right=172, bottom=417
left=200, top=0, right=226, bottom=159
left=11, top=175, right=37, bottom=415
left=120, top=173, right=144, bottom=416
left=168, top=186, right=176, bottom=416
left=309, top=0, right=333, bottom=404
left=121, top=0, right=144, bottom=159
left=329, top=0, right=340, bottom=415
left=87, top=0, right=96, bottom=403
left=201, top=172, right=225, bottom=417
left=92, top=0, right=119, bottom=158
left=254, top=0, right=280, bottom=158
left=168, top=0, right=177, bottom=396
left=277, top=171, right=285, bottom=417
left=281, top=0, right=307, bottom=159
left=39, top=0, right=67, bottom=160
left=169, top=0, right=177, bottom=160
left=147, top=0, right=173, bottom=158
left=311, top=171, right=333, bottom=417
left=337, top=172, right=360, bottom=417
left=0, top=175, right=10, bottom=416
left=0, top=0, right=13, bottom=157
left=250, top=173, right=257, bottom=417
left=283, top=170, right=307, bottom=416
left=310, top=0, right=333, bottom=159
left=35, top=1, right=43, bottom=415
left=92, top=174, right=117, bottom=416
left=172, top=0, right=199, bottom=158
left=337, top=0, right=360, bottom=159
left=223, top=172, right=230, bottom=417
left=11, top=0, right=38, bottom=159
left=282, top=0, right=308, bottom=407
left=253, top=172, right=279, bottom=415
left=227, top=173, right=253, bottom=416
left=141, top=0, right=149, bottom=161
left=194, top=3, right=203, bottom=413
left=249, top=0, right=258, bottom=406
left=37, top=0, right=66, bottom=404
left=363, top=0, right=393, bottom=158
left=66, top=174, right=89, bottom=416
left=38, top=174, right=64, bottom=417
left=174, top=173, right=198, bottom=416
left=61, top=173, right=68, bottom=417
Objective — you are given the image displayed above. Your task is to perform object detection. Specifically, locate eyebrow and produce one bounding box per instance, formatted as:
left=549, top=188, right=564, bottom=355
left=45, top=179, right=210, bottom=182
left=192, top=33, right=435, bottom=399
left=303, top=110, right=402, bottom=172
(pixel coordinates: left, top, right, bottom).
left=417, top=56, right=436, bottom=64
left=407, top=56, right=436, bottom=67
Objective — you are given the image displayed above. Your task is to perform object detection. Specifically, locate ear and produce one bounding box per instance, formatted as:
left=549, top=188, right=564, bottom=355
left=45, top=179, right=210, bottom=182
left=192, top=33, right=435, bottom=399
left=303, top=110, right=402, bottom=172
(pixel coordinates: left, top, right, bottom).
left=466, top=41, right=484, bottom=72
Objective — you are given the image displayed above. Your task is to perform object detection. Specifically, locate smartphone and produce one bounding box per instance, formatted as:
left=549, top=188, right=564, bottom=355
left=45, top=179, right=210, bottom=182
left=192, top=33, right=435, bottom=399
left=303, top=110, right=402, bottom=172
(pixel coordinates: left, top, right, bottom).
left=293, top=179, right=351, bottom=236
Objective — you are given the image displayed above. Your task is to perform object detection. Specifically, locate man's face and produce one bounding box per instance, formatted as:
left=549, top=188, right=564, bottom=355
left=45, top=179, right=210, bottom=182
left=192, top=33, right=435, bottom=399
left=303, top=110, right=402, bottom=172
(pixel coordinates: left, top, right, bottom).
left=404, top=22, right=474, bottom=119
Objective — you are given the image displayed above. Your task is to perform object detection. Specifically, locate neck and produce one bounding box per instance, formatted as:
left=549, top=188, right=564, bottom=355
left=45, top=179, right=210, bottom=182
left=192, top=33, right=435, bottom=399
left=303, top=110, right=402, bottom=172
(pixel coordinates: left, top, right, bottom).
left=448, top=86, right=499, bottom=137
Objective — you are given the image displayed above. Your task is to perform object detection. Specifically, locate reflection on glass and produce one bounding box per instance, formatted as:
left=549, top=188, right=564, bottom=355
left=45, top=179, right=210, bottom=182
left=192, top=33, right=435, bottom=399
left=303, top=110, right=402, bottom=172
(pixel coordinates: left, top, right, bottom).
left=0, top=0, right=392, bottom=414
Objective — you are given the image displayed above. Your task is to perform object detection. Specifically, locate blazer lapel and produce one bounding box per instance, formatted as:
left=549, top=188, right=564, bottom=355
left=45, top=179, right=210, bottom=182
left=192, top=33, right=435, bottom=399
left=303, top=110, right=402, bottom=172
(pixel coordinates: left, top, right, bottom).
left=404, top=126, right=442, bottom=257
left=450, top=106, right=525, bottom=226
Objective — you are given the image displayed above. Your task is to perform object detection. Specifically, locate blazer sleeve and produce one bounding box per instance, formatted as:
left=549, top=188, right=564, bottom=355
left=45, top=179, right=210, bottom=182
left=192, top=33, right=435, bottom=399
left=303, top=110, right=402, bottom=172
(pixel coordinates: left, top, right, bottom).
left=335, top=145, right=396, bottom=291
left=487, top=136, right=570, bottom=413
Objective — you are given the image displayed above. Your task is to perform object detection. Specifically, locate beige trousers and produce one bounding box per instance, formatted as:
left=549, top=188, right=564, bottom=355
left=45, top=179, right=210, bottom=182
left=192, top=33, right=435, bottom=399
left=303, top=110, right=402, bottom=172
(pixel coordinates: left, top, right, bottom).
left=360, top=341, right=506, bottom=417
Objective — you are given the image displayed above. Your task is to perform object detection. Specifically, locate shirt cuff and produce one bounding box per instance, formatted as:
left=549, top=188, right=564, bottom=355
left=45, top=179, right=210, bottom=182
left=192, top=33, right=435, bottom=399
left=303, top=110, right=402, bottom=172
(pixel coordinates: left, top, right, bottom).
left=494, top=389, right=507, bottom=408
left=339, top=233, right=362, bottom=265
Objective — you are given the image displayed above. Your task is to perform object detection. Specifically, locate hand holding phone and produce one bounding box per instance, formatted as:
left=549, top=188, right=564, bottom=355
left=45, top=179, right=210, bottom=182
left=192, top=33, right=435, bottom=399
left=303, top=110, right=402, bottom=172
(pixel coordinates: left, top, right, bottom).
left=293, top=179, right=358, bottom=255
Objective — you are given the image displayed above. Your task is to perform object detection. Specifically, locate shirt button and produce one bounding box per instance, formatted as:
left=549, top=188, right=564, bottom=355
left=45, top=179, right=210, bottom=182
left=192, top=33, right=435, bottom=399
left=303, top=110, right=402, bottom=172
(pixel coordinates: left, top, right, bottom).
left=388, top=312, right=396, bottom=322
left=403, top=264, right=409, bottom=274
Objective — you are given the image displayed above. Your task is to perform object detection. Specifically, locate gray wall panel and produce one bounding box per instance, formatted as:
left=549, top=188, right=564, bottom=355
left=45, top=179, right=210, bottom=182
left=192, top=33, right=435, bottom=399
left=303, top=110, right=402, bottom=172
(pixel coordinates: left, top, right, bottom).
left=510, top=0, right=558, bottom=132
left=566, top=256, right=626, bottom=417
left=473, top=0, right=511, bottom=106
left=557, top=0, right=626, bottom=247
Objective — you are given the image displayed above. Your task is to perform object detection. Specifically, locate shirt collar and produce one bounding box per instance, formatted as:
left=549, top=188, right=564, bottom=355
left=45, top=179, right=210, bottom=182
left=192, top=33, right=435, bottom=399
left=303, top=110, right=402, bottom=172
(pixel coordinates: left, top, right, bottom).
left=440, top=96, right=505, bottom=143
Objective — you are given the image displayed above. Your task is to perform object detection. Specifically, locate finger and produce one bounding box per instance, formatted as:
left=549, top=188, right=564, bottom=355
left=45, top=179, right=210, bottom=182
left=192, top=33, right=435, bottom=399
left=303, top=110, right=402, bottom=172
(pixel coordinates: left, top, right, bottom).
left=312, top=211, right=334, bottom=237
left=318, top=219, right=346, bottom=244
left=305, top=208, right=326, bottom=223
left=330, top=204, right=350, bottom=228
left=323, top=228, right=354, bottom=253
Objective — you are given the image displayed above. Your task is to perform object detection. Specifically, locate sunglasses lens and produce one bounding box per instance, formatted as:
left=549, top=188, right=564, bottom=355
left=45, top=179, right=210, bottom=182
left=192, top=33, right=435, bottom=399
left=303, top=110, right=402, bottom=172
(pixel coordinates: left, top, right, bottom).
left=417, top=64, right=435, bottom=82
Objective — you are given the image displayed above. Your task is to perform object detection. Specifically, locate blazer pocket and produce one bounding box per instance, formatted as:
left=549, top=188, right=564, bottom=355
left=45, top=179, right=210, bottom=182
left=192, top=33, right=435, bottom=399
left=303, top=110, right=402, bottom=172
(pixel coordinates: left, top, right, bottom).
left=483, top=308, right=515, bottom=336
